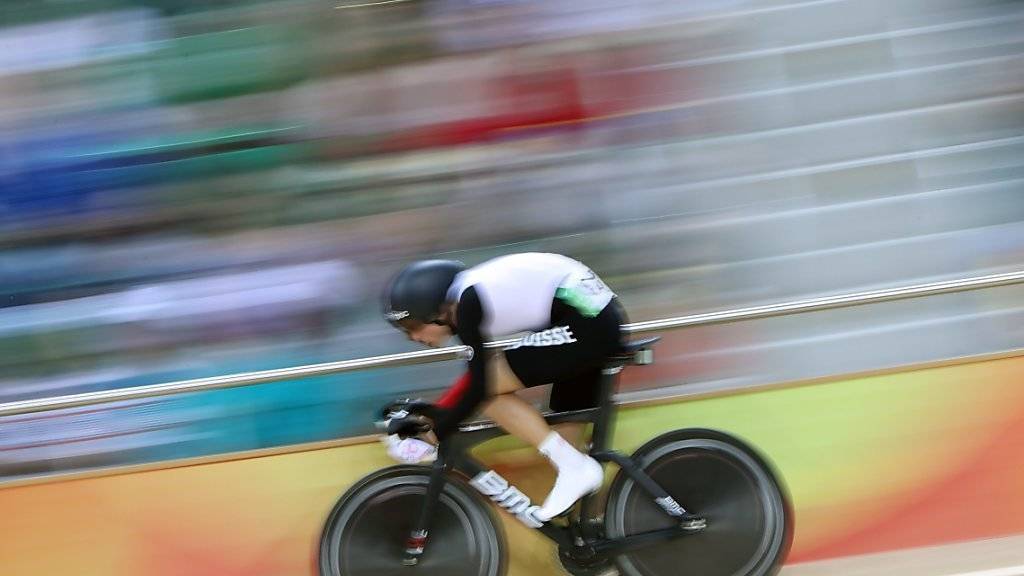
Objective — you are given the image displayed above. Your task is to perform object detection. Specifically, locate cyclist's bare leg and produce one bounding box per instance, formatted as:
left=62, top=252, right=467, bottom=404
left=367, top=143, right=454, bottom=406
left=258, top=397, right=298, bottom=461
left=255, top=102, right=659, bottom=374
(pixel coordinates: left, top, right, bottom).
left=557, top=422, right=587, bottom=449
left=481, top=352, right=550, bottom=447
left=482, top=352, right=603, bottom=520
left=481, top=352, right=588, bottom=448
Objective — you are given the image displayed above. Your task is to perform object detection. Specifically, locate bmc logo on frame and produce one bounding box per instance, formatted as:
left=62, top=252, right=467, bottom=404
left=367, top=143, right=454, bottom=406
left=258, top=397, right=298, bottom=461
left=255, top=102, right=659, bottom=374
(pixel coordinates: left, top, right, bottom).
left=470, top=470, right=544, bottom=528
left=506, top=326, right=577, bottom=349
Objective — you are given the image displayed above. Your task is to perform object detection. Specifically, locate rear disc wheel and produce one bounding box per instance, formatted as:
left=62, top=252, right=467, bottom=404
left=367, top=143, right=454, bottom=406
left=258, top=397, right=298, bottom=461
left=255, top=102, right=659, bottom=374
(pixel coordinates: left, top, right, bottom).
left=605, top=429, right=792, bottom=576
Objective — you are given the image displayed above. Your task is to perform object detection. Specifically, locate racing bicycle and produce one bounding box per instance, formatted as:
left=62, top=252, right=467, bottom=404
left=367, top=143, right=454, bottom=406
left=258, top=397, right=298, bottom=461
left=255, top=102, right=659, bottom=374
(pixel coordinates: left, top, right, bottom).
left=318, top=337, right=793, bottom=576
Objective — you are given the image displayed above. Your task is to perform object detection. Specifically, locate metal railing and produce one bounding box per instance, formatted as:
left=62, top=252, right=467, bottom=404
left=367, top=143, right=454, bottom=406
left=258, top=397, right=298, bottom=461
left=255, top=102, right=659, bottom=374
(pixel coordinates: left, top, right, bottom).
left=1, top=269, right=1022, bottom=418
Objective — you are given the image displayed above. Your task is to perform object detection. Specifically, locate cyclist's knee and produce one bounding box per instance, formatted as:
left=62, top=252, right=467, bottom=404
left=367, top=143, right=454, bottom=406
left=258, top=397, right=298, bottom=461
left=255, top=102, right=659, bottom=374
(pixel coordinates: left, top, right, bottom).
left=487, top=352, right=525, bottom=395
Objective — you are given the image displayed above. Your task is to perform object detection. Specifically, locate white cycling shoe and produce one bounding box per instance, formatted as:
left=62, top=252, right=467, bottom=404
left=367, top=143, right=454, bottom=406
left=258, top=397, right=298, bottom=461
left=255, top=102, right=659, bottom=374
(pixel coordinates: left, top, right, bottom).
left=534, top=432, right=605, bottom=521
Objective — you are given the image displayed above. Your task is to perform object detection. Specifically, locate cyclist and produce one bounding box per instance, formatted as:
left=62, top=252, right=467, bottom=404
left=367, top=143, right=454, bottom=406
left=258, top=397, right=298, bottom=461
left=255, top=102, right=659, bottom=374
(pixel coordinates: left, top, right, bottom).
left=382, top=252, right=626, bottom=521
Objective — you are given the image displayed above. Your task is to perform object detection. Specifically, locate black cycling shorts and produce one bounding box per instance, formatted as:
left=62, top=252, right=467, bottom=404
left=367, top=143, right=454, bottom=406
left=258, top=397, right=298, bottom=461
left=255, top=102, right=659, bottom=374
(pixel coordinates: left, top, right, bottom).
left=503, top=296, right=626, bottom=412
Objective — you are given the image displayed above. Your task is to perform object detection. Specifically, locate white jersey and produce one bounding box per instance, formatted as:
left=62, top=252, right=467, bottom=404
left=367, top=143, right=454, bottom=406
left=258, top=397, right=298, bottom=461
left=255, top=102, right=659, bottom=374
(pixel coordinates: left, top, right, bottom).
left=448, top=253, right=615, bottom=338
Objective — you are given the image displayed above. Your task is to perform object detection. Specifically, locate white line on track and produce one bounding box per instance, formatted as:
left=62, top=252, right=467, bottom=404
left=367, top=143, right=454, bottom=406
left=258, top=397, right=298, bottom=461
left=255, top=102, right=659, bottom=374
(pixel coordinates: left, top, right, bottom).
left=945, top=566, right=1024, bottom=576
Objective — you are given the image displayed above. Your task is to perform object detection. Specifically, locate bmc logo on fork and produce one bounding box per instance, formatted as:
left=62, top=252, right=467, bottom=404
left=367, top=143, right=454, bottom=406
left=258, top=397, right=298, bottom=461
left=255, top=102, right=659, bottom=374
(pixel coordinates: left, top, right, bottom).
left=470, top=471, right=544, bottom=528
left=655, top=496, right=687, bottom=516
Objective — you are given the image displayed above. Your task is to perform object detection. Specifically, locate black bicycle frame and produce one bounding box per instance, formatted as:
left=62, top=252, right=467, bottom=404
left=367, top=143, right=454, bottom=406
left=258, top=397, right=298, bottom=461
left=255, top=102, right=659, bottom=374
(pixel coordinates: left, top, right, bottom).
left=401, top=365, right=701, bottom=567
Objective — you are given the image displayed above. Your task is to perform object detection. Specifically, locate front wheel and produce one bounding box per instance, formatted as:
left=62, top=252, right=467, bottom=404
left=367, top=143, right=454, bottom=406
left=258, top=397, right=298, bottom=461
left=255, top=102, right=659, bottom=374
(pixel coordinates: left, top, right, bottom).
left=605, top=429, right=793, bottom=576
left=318, top=465, right=507, bottom=576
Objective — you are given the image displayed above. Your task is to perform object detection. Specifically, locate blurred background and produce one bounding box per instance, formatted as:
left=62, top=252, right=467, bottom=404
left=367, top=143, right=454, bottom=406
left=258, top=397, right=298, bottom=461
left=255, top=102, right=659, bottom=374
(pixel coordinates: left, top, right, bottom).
left=1, top=0, right=1022, bottom=480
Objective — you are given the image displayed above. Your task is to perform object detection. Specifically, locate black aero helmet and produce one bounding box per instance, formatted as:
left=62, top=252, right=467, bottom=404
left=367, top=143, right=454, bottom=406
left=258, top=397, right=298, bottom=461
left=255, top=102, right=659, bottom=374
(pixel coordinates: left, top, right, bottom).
left=383, top=259, right=465, bottom=326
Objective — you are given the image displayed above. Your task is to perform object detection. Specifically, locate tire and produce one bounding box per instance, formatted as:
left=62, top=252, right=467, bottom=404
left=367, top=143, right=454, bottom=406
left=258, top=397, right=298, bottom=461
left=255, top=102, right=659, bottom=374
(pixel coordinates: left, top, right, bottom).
left=318, top=465, right=507, bottom=576
left=605, top=429, right=793, bottom=576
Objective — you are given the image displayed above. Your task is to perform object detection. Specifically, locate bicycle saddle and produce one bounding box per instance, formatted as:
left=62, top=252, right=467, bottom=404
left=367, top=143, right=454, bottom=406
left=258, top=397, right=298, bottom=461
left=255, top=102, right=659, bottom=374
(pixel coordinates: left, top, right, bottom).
left=607, top=336, right=661, bottom=365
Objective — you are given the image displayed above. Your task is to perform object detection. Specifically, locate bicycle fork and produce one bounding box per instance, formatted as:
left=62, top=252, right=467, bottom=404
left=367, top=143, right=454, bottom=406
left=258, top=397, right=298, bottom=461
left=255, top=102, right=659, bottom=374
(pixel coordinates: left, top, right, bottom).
left=403, top=456, right=448, bottom=566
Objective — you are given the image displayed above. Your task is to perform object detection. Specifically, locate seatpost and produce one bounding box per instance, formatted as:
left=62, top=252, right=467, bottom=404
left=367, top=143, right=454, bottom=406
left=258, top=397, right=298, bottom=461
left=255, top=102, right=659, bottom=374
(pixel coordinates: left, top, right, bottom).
left=589, top=363, right=622, bottom=456
left=576, top=362, right=622, bottom=546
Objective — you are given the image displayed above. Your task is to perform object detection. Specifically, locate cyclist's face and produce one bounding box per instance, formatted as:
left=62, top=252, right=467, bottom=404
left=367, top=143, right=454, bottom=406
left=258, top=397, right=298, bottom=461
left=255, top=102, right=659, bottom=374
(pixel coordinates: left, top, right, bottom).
left=401, top=321, right=452, bottom=348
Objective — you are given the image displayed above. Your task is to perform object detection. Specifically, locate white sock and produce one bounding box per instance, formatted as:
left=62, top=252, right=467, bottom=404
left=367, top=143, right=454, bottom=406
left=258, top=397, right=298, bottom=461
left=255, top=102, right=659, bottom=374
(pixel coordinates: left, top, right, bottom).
left=538, top=431, right=584, bottom=469
left=535, top=432, right=603, bottom=521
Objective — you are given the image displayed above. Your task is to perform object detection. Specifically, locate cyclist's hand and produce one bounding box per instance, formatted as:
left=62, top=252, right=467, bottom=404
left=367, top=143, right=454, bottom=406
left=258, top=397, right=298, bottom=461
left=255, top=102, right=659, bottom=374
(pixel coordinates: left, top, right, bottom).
left=383, top=434, right=437, bottom=464
left=380, top=398, right=438, bottom=420
left=383, top=411, right=433, bottom=439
